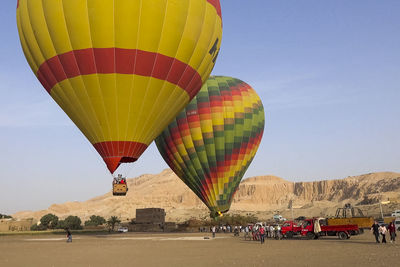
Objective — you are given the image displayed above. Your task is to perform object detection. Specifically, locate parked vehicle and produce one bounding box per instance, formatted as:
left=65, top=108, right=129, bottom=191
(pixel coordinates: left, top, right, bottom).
left=327, top=205, right=373, bottom=231
left=395, top=219, right=400, bottom=231
left=281, top=221, right=302, bottom=238
left=273, top=214, right=286, bottom=221
left=117, top=227, right=128, bottom=233
left=301, top=218, right=360, bottom=240
left=391, top=210, right=400, bottom=217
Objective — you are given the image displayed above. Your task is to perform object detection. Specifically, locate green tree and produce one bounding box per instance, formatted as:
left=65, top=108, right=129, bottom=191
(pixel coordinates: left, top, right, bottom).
left=56, top=220, right=66, bottom=229
left=63, top=216, right=82, bottom=230
left=40, top=214, right=59, bottom=229
left=0, top=214, right=12, bottom=219
left=84, top=215, right=106, bottom=226
left=107, top=216, right=121, bottom=232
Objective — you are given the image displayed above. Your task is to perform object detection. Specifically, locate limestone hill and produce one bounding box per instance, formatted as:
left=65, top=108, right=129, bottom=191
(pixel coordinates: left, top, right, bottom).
left=13, top=170, right=400, bottom=222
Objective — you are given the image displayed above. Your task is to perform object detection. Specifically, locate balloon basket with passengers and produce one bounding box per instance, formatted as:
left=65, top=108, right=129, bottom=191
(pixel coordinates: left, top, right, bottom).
left=112, top=174, right=128, bottom=196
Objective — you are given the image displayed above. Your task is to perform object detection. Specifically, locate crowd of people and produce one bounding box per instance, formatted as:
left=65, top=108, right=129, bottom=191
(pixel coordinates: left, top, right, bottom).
left=371, top=221, right=396, bottom=244
left=204, top=223, right=284, bottom=244
left=202, top=220, right=398, bottom=245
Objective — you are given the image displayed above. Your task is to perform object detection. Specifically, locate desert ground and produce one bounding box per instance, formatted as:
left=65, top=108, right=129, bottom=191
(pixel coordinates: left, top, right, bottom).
left=0, top=232, right=398, bottom=267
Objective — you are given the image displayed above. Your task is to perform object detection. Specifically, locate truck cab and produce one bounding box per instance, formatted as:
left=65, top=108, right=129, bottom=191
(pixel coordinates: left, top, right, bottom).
left=281, top=221, right=302, bottom=238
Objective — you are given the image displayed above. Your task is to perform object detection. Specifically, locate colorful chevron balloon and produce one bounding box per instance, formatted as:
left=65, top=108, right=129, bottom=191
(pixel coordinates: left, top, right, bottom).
left=155, top=76, right=265, bottom=217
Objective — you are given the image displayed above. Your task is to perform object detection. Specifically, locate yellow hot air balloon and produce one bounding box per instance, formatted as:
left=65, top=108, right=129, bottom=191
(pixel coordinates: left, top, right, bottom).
left=17, top=0, right=222, bottom=173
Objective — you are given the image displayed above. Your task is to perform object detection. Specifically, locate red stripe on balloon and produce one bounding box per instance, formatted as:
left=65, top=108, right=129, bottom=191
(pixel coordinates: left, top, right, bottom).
left=37, top=48, right=203, bottom=99
left=207, top=0, right=222, bottom=18
left=93, top=141, right=148, bottom=173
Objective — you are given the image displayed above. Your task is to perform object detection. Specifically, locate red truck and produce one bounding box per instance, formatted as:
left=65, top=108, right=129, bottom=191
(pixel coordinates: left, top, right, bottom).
left=281, top=221, right=302, bottom=238
left=281, top=218, right=361, bottom=240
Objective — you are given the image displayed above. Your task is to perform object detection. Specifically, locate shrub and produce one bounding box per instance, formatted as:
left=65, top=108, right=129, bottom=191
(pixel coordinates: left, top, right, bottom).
left=56, top=220, right=66, bottom=229
left=30, top=224, right=46, bottom=231
left=63, top=216, right=83, bottom=230
left=84, top=215, right=106, bottom=226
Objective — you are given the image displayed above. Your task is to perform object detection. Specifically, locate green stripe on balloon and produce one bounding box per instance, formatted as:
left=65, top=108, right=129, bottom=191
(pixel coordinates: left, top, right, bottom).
left=155, top=76, right=265, bottom=217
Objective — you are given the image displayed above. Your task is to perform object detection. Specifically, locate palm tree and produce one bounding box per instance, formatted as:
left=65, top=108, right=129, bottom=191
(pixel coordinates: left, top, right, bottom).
left=107, top=216, right=121, bottom=232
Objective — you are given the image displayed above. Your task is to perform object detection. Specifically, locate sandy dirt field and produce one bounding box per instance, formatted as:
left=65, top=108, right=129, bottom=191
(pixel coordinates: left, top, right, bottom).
left=0, top=232, right=399, bottom=267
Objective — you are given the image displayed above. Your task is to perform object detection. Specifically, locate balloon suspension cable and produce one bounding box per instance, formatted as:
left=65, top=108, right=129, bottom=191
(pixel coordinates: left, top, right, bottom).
left=112, top=161, right=136, bottom=179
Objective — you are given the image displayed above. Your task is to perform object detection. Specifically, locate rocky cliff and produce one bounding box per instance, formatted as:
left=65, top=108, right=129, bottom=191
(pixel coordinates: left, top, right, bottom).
left=13, top=170, right=400, bottom=222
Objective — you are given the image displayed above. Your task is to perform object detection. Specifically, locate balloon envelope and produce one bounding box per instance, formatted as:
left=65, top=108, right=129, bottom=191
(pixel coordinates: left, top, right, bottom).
left=155, top=76, right=265, bottom=217
left=17, top=0, right=222, bottom=173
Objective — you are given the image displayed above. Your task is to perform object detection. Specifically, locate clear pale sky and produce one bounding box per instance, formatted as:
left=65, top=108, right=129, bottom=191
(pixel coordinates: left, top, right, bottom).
left=1, top=0, right=399, bottom=214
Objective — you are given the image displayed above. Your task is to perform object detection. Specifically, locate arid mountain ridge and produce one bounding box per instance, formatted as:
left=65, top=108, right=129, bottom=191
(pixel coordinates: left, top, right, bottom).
left=13, top=170, right=400, bottom=222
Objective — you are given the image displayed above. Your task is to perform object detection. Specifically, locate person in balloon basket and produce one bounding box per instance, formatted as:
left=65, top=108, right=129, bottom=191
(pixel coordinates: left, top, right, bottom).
left=371, top=221, right=380, bottom=243
left=65, top=228, right=72, bottom=243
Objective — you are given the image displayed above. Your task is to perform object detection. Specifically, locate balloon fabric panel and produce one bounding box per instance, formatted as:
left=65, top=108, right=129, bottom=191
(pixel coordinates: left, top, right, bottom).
left=156, top=76, right=265, bottom=217
left=17, top=0, right=222, bottom=173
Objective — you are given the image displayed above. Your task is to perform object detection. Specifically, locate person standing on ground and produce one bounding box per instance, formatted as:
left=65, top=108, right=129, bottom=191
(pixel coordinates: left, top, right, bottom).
left=211, top=226, right=216, bottom=238
left=379, top=224, right=387, bottom=244
left=388, top=222, right=396, bottom=243
left=269, top=225, right=274, bottom=239
left=244, top=225, right=250, bottom=241
left=371, top=221, right=380, bottom=243
left=259, top=225, right=265, bottom=244
left=234, top=226, right=239, bottom=237
left=277, top=224, right=282, bottom=240
left=65, top=228, right=72, bottom=243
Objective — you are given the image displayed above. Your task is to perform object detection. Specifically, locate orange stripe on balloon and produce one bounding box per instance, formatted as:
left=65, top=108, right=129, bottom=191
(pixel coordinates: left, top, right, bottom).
left=37, top=48, right=203, bottom=99
left=93, top=141, right=148, bottom=173
left=207, top=0, right=222, bottom=18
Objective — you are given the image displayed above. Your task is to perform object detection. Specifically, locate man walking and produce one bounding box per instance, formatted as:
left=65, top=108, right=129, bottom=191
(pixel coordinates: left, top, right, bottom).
left=371, top=221, right=380, bottom=243
left=65, top=228, right=72, bottom=243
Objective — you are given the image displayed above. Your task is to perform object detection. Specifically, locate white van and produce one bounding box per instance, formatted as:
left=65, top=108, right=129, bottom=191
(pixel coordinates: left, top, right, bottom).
left=391, top=210, right=400, bottom=217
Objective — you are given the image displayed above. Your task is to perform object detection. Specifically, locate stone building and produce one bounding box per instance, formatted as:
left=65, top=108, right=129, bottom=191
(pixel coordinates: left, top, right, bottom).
left=135, top=208, right=166, bottom=224
left=0, top=219, right=34, bottom=232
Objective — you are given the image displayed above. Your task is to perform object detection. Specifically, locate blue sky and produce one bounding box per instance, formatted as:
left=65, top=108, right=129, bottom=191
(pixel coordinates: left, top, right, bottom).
left=1, top=0, right=399, bottom=214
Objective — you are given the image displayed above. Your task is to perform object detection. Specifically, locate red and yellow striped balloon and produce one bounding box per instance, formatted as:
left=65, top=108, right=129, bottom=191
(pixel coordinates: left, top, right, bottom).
left=16, top=0, right=222, bottom=173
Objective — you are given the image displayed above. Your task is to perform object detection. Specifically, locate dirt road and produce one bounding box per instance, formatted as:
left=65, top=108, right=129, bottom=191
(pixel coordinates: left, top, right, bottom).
left=0, top=232, right=398, bottom=266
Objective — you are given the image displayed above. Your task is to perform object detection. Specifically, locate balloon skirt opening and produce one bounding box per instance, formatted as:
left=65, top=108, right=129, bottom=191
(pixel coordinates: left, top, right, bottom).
left=103, top=157, right=138, bottom=174
left=210, top=209, right=229, bottom=219
left=93, top=141, right=148, bottom=174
